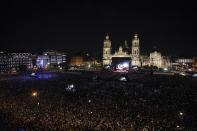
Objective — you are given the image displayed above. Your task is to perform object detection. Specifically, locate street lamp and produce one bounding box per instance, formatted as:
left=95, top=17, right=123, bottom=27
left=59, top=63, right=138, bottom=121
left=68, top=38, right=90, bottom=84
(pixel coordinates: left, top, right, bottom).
left=32, top=91, right=38, bottom=97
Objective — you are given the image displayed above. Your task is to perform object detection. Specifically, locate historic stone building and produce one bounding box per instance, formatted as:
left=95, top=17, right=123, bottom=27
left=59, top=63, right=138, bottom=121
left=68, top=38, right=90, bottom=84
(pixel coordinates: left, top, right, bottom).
left=102, top=34, right=172, bottom=69
left=149, top=51, right=171, bottom=68
left=102, top=34, right=141, bottom=67
left=150, top=51, right=162, bottom=68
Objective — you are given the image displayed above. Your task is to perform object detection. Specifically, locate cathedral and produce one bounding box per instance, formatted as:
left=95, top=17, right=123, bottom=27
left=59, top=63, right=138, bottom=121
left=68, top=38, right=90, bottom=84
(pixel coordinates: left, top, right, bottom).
left=103, top=34, right=141, bottom=67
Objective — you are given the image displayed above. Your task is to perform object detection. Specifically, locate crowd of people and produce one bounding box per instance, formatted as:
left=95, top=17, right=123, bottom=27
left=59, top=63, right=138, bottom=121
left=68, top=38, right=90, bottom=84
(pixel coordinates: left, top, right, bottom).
left=0, top=72, right=197, bottom=130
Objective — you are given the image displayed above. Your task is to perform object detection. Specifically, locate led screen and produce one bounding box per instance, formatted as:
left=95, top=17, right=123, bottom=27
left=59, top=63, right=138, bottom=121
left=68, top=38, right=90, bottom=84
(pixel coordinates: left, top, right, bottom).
left=112, top=57, right=131, bottom=71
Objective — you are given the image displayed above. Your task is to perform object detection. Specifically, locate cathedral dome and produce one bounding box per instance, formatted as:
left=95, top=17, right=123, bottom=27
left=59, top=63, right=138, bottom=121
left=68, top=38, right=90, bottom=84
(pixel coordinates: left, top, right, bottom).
left=106, top=35, right=109, bottom=40
left=134, top=34, right=138, bottom=38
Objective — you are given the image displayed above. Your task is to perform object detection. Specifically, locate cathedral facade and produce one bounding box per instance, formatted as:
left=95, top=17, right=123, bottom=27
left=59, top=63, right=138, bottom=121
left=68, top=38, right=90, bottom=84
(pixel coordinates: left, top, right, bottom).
left=103, top=34, right=141, bottom=67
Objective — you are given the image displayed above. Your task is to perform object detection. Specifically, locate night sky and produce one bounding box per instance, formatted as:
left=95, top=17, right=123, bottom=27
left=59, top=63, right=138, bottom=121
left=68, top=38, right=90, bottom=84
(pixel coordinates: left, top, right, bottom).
left=0, top=0, right=196, bottom=56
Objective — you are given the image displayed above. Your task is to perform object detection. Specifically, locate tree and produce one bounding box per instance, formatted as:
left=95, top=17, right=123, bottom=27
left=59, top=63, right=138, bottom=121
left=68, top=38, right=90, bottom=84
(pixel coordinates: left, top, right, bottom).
left=19, top=65, right=27, bottom=72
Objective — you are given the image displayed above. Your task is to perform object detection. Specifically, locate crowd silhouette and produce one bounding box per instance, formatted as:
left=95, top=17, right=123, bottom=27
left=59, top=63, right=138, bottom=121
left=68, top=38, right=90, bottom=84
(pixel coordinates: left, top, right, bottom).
left=0, top=72, right=197, bottom=130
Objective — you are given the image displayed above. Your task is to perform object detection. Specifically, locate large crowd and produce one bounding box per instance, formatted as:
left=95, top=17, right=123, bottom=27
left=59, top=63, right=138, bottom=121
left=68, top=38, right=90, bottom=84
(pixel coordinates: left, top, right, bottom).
left=0, top=72, right=197, bottom=130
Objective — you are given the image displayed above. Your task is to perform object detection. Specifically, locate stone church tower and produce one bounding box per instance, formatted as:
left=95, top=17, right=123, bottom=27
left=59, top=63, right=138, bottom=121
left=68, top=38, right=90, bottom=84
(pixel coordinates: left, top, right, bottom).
left=131, top=34, right=140, bottom=66
left=103, top=34, right=112, bottom=66
left=102, top=34, right=141, bottom=67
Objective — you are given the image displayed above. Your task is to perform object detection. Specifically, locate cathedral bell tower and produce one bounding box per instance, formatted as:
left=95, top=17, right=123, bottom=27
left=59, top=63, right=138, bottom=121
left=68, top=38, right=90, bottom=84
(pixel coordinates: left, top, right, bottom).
left=103, top=34, right=112, bottom=66
left=131, top=34, right=140, bottom=66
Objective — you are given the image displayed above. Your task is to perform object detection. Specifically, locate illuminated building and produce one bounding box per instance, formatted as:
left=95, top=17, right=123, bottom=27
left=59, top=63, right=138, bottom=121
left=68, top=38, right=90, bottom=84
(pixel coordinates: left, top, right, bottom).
left=44, top=50, right=66, bottom=65
left=70, top=56, right=84, bottom=67
left=36, top=55, right=50, bottom=68
left=149, top=51, right=171, bottom=68
left=175, top=58, right=193, bottom=63
left=193, top=57, right=197, bottom=71
left=103, top=35, right=112, bottom=66
left=8, top=53, right=33, bottom=69
left=141, top=55, right=150, bottom=66
left=131, top=34, right=140, bottom=66
left=0, top=51, right=33, bottom=73
left=69, top=55, right=102, bottom=70
left=162, top=56, right=171, bottom=68
left=0, top=51, right=9, bottom=73
left=102, top=34, right=140, bottom=67
left=173, top=57, right=194, bottom=71
left=150, top=51, right=162, bottom=68
left=36, top=50, right=66, bottom=69
left=84, top=60, right=102, bottom=69
left=102, top=34, right=173, bottom=69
